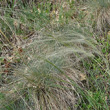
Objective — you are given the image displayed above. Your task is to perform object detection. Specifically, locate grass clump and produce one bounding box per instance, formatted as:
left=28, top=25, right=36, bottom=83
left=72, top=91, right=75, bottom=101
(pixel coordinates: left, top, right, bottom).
left=0, top=23, right=98, bottom=110
left=85, top=0, right=110, bottom=34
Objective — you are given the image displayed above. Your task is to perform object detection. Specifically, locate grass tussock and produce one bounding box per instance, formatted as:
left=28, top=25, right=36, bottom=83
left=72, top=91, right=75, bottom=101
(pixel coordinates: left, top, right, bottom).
left=0, top=23, right=99, bottom=110
left=85, top=0, right=110, bottom=34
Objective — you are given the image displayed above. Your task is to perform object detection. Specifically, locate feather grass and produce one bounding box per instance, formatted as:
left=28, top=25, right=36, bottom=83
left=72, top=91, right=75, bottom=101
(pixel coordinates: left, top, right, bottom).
left=0, top=23, right=100, bottom=110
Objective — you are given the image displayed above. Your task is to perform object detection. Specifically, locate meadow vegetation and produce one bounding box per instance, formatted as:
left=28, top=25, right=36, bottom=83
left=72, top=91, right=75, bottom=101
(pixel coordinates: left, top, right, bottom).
left=0, top=0, right=110, bottom=110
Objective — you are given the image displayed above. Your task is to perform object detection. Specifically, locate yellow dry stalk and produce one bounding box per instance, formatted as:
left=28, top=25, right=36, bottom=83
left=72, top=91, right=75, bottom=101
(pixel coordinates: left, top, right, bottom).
left=0, top=29, right=12, bottom=45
